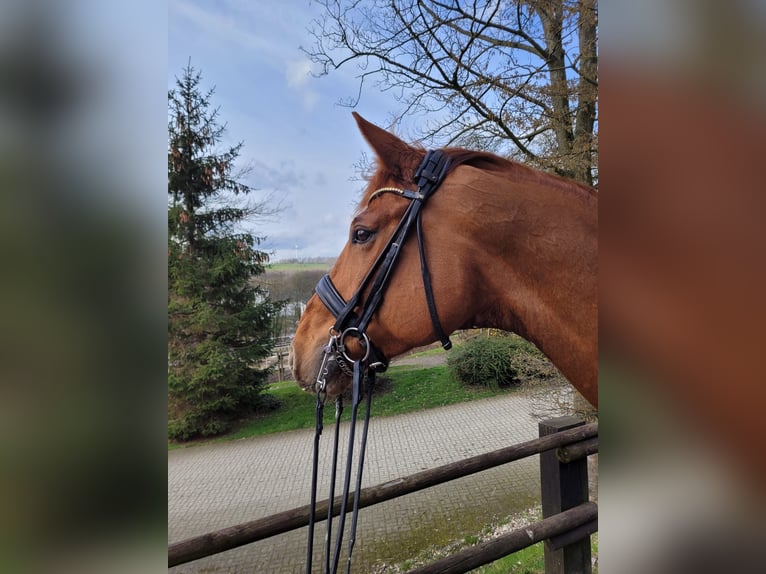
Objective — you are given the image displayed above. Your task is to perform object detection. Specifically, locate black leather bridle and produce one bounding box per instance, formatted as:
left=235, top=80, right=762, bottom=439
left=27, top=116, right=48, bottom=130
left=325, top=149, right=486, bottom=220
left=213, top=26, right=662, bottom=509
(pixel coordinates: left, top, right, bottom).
left=305, top=150, right=454, bottom=574
left=315, top=149, right=453, bottom=374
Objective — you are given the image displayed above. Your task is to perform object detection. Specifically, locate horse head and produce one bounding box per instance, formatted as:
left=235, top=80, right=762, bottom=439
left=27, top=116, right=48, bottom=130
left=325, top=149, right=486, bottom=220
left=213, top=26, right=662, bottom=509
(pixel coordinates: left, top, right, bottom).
left=289, top=113, right=472, bottom=396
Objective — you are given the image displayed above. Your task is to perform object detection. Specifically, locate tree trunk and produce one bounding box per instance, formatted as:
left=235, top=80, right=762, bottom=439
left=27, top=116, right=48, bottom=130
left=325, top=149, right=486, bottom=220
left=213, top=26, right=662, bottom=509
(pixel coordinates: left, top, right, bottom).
left=537, top=1, right=575, bottom=179
left=573, top=0, right=597, bottom=186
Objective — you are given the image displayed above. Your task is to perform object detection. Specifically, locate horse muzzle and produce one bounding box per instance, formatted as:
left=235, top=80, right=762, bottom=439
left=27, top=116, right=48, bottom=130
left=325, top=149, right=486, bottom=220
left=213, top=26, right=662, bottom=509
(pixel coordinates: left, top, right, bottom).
left=290, top=338, right=353, bottom=397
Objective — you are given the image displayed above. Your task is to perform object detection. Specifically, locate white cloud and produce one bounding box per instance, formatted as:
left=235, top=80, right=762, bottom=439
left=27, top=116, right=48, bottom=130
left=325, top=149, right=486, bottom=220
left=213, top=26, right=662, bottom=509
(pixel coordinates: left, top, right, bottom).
left=286, top=59, right=312, bottom=88
left=171, top=0, right=286, bottom=69
left=172, top=1, right=322, bottom=110
left=286, top=58, right=320, bottom=110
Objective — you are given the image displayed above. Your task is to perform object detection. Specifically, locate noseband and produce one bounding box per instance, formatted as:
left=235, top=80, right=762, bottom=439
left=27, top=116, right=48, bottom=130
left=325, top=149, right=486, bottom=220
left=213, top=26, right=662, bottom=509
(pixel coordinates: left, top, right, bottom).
left=305, top=150, right=453, bottom=573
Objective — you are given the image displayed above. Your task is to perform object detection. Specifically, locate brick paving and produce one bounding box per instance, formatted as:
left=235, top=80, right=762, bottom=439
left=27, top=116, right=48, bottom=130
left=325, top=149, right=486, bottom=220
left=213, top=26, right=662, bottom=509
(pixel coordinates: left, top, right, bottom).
left=169, top=386, right=564, bottom=573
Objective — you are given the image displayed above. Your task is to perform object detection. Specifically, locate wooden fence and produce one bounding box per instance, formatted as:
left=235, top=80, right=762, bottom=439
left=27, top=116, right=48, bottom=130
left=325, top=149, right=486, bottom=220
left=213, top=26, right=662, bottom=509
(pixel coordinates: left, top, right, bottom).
left=168, top=416, right=598, bottom=573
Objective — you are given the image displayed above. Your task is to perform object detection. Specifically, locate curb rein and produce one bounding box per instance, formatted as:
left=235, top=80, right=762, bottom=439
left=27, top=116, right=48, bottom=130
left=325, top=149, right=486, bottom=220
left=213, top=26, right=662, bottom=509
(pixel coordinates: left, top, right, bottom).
left=305, top=150, right=453, bottom=573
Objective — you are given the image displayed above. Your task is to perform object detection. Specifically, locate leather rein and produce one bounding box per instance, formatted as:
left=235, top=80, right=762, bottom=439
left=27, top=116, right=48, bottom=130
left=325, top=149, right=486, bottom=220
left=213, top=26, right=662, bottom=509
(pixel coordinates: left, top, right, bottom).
left=305, top=150, right=453, bottom=573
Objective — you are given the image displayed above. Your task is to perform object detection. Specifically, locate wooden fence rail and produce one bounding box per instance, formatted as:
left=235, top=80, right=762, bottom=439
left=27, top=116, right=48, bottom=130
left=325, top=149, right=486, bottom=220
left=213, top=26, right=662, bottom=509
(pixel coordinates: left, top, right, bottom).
left=405, top=502, right=598, bottom=574
left=168, top=421, right=597, bottom=568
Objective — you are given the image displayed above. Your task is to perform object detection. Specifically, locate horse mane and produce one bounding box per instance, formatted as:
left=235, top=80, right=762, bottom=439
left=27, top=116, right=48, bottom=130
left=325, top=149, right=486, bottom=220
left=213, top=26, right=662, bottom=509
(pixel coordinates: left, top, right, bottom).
left=360, top=146, right=597, bottom=208
left=445, top=148, right=598, bottom=203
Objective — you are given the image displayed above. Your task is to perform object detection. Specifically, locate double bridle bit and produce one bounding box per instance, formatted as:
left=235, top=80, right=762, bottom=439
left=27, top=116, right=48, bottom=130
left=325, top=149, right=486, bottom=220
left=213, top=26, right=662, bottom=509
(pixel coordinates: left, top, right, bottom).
left=305, top=150, right=452, bottom=573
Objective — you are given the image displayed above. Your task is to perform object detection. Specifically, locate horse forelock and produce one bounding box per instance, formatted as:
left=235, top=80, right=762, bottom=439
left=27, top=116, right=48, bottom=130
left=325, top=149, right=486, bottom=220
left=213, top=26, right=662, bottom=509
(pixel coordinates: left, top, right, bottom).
left=355, top=147, right=424, bottom=212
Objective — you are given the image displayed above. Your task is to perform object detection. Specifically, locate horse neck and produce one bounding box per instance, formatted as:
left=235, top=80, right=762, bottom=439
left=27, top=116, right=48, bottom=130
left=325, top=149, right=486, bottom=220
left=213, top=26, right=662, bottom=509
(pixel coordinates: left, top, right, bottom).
left=463, top=170, right=598, bottom=402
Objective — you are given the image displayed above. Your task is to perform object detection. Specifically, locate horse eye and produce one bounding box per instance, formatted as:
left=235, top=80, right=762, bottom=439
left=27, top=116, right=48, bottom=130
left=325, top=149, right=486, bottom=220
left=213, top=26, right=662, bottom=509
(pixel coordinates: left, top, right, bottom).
left=352, top=228, right=374, bottom=244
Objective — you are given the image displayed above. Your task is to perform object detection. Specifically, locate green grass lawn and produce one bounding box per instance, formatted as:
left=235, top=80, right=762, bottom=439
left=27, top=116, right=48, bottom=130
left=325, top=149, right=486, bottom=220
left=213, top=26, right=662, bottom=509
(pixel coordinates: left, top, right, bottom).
left=267, top=262, right=331, bottom=272
left=169, top=364, right=516, bottom=449
left=474, top=533, right=598, bottom=573
left=385, top=506, right=597, bottom=574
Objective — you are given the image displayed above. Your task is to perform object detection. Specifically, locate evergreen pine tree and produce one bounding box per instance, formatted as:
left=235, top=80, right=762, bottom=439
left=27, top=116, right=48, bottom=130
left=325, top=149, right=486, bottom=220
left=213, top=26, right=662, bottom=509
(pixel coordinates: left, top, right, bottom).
left=168, top=64, right=280, bottom=440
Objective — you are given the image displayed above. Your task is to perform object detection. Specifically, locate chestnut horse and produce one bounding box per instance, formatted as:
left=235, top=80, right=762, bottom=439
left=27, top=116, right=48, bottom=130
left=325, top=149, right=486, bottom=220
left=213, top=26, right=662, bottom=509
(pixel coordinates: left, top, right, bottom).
left=290, top=113, right=598, bottom=406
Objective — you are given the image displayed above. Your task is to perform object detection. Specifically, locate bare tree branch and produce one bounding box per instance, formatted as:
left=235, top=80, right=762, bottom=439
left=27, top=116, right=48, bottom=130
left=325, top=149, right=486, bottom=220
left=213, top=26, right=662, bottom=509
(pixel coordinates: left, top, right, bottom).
left=304, top=0, right=597, bottom=184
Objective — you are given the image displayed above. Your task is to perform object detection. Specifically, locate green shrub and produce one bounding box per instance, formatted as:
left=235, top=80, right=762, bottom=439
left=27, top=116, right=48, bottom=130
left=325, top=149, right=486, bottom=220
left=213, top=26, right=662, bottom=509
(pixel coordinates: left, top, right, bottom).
left=448, top=334, right=555, bottom=390
left=447, top=335, right=517, bottom=389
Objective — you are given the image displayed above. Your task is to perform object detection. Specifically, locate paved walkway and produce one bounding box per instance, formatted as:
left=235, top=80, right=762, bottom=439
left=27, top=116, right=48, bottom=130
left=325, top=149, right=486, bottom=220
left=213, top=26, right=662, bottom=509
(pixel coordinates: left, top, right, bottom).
left=169, top=385, right=568, bottom=573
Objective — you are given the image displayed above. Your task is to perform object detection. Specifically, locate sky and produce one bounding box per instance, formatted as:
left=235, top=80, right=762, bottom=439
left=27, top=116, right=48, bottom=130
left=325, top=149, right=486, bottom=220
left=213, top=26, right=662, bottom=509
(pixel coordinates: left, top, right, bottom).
left=169, top=0, right=402, bottom=262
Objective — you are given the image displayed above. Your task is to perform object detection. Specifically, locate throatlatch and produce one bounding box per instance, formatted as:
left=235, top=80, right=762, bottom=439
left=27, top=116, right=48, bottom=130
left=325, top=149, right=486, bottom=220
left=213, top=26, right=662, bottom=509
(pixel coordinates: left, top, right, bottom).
left=306, top=150, right=452, bottom=573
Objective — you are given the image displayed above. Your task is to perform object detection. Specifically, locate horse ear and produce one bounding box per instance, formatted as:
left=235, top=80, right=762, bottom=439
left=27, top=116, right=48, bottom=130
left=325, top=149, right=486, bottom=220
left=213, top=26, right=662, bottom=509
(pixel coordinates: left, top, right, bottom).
left=352, top=112, right=414, bottom=170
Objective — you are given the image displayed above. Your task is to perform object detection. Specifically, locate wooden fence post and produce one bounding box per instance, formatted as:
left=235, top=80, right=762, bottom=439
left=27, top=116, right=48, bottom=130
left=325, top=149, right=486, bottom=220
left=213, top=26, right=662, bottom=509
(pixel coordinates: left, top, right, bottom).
left=539, top=416, right=593, bottom=574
